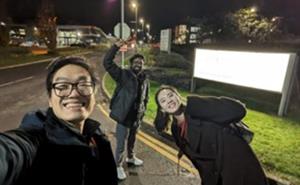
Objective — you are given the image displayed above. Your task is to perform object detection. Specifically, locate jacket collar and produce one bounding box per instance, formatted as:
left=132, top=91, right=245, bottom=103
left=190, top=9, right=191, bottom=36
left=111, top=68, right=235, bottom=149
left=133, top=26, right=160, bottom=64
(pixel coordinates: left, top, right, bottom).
left=44, top=108, right=101, bottom=146
left=128, top=69, right=146, bottom=80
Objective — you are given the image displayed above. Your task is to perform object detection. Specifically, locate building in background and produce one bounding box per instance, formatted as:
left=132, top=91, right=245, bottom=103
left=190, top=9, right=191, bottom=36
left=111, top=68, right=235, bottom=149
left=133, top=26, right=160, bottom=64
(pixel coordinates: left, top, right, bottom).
left=174, top=24, right=188, bottom=45
left=8, top=24, right=27, bottom=46
left=7, top=24, right=107, bottom=47
left=173, top=17, right=216, bottom=45
left=57, top=25, right=107, bottom=47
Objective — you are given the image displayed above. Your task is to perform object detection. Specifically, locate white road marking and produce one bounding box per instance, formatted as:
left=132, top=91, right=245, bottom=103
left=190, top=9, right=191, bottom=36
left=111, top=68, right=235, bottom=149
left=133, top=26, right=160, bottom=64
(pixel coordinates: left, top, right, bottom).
left=0, top=59, right=53, bottom=70
left=0, top=76, right=34, bottom=88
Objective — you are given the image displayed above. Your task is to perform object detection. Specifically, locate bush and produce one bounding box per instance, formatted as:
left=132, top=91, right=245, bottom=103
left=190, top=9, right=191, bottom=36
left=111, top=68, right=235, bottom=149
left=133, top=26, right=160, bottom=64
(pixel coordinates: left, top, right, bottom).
left=153, top=52, right=191, bottom=70
left=137, top=46, right=156, bottom=66
left=148, top=68, right=191, bottom=90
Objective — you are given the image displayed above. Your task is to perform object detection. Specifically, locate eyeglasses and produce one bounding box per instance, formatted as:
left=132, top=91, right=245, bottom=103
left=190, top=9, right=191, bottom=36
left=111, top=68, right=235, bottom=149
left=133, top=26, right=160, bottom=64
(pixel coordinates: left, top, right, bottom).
left=52, top=82, right=95, bottom=97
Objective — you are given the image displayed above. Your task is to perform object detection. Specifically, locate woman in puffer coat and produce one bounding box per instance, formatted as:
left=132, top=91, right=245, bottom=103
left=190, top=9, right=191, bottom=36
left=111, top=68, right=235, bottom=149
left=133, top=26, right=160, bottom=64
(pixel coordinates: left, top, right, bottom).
left=154, top=85, right=268, bottom=185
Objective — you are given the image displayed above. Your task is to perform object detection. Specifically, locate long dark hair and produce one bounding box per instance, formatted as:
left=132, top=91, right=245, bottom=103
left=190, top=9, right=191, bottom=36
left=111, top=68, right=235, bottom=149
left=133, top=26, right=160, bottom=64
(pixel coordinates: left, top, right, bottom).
left=154, top=85, right=183, bottom=132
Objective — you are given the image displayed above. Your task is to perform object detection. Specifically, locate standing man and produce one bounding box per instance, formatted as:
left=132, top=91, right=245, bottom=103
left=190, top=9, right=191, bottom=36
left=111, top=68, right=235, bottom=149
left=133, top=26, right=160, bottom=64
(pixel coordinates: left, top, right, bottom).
left=0, top=57, right=118, bottom=185
left=103, top=40, right=150, bottom=180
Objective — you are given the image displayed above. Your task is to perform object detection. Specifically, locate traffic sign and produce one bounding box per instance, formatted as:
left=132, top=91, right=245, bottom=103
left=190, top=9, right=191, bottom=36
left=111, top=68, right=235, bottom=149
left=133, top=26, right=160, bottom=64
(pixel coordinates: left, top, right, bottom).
left=114, top=23, right=130, bottom=40
left=119, top=45, right=128, bottom=52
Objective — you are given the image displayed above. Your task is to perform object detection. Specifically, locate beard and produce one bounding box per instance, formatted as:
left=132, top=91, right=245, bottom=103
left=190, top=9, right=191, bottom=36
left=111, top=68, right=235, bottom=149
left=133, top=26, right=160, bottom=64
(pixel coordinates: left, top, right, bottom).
left=131, top=65, right=142, bottom=74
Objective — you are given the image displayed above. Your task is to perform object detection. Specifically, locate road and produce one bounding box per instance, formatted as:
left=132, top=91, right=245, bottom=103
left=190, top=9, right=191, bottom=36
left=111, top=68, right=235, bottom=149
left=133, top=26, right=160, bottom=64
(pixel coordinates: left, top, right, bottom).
left=0, top=51, right=201, bottom=184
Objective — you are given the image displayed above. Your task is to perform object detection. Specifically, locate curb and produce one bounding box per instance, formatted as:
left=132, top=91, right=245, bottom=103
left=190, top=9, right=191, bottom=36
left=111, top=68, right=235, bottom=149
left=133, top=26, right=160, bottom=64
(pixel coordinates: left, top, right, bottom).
left=0, top=51, right=93, bottom=70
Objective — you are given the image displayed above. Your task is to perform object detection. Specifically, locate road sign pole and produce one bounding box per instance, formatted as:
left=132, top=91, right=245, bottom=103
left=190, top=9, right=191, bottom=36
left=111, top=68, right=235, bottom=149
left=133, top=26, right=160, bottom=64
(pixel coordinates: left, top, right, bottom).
left=114, top=1, right=130, bottom=69
left=121, top=0, right=125, bottom=68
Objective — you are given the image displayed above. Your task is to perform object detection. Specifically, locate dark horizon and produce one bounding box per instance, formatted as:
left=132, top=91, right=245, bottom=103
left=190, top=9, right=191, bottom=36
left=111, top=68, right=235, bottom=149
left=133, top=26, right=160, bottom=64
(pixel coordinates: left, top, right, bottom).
left=4, top=0, right=300, bottom=35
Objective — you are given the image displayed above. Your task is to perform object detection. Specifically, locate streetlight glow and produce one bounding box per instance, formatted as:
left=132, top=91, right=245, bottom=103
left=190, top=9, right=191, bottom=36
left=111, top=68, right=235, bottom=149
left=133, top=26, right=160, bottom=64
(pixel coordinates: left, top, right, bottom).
left=140, top=18, right=144, bottom=31
left=131, top=2, right=136, bottom=8
left=131, top=2, right=138, bottom=36
left=146, top=23, right=150, bottom=34
left=250, top=7, right=257, bottom=13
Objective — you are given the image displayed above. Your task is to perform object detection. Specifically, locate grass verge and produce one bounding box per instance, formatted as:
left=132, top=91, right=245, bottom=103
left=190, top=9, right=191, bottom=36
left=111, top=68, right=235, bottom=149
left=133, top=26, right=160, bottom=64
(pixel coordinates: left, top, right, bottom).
left=0, top=46, right=107, bottom=68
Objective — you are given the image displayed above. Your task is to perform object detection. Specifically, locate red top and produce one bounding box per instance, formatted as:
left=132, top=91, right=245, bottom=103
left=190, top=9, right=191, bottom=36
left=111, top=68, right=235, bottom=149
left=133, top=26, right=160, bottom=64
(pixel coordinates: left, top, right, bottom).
left=179, top=119, right=188, bottom=139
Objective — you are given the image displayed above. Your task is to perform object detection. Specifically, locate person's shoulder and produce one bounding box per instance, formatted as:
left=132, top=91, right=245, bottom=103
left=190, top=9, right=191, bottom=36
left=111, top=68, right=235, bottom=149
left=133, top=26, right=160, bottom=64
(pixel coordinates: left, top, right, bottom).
left=20, top=109, right=47, bottom=129
left=186, top=95, right=246, bottom=124
left=187, top=95, right=241, bottom=104
left=138, top=71, right=149, bottom=80
left=93, top=128, right=112, bottom=148
left=86, top=119, right=110, bottom=141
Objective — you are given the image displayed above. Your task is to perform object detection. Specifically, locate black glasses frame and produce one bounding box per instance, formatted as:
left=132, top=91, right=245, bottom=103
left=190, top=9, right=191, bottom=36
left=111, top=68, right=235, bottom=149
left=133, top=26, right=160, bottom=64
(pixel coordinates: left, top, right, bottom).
left=52, top=81, right=95, bottom=97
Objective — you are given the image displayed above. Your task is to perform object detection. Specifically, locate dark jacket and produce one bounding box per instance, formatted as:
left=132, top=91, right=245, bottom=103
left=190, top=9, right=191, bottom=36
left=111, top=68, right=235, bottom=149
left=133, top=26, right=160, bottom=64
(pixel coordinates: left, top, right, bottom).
left=103, top=45, right=149, bottom=127
left=0, top=108, right=118, bottom=185
left=171, top=96, right=268, bottom=185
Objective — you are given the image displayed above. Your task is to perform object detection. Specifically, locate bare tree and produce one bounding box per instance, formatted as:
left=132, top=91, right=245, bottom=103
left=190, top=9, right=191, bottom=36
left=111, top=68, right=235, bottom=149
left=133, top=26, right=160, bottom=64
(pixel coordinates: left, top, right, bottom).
left=36, top=0, right=57, bottom=50
left=0, top=0, right=10, bottom=46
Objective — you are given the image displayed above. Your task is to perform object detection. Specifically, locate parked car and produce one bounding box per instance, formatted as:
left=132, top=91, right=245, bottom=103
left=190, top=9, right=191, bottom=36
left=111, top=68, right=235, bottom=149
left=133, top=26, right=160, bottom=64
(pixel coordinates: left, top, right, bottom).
left=70, top=41, right=89, bottom=48
left=19, top=41, right=39, bottom=47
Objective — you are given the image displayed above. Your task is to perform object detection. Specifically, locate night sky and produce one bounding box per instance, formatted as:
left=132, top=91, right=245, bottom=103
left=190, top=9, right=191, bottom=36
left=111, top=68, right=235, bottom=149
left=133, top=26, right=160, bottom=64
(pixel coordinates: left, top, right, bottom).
left=5, top=0, right=300, bottom=35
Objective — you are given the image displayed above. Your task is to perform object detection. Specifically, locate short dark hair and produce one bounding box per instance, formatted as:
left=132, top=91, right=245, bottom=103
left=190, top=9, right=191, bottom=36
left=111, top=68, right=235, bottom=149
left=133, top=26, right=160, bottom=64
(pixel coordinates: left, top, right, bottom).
left=46, top=56, right=98, bottom=97
left=129, top=54, right=144, bottom=65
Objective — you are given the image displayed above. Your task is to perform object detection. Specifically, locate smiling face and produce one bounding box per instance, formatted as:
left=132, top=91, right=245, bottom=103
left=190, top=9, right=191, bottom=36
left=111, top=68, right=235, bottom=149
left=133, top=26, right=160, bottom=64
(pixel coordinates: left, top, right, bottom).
left=157, top=88, right=181, bottom=114
left=48, top=64, right=95, bottom=125
left=130, top=57, right=144, bottom=74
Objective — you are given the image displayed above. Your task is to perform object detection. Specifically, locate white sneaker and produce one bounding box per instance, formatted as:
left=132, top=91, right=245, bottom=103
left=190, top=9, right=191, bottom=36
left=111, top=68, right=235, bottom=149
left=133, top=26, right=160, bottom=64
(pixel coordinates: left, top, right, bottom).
left=117, top=167, right=127, bottom=180
left=126, top=156, right=144, bottom=166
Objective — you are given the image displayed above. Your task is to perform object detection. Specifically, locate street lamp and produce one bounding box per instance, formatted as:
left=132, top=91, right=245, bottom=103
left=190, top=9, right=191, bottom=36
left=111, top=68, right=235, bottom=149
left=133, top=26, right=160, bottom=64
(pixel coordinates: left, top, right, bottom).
left=131, top=2, right=138, bottom=36
left=139, top=18, right=144, bottom=31
left=146, top=24, right=150, bottom=33
left=272, top=17, right=278, bottom=22
left=250, top=7, right=257, bottom=13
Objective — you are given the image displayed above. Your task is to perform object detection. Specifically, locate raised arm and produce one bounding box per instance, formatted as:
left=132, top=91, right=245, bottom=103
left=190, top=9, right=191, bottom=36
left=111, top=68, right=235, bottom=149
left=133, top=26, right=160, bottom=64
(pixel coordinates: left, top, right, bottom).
left=103, top=41, right=125, bottom=82
left=0, top=129, right=43, bottom=185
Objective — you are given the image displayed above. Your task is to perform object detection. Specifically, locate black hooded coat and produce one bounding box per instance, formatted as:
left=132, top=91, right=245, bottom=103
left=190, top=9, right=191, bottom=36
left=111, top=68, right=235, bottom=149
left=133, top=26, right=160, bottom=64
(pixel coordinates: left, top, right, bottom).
left=0, top=108, right=117, bottom=185
left=157, top=96, right=268, bottom=185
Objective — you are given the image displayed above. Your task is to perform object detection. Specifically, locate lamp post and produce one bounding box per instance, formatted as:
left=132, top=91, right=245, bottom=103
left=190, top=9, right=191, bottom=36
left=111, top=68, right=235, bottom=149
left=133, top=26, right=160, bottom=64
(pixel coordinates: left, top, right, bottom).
left=120, top=0, right=125, bottom=67
left=140, top=18, right=144, bottom=32
left=146, top=24, right=150, bottom=33
left=131, top=2, right=138, bottom=36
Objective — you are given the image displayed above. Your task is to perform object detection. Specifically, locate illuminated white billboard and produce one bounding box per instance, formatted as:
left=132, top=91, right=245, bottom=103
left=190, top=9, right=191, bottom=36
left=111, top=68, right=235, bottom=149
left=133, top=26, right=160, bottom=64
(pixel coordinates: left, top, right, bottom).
left=193, top=49, right=294, bottom=93
left=160, top=29, right=172, bottom=53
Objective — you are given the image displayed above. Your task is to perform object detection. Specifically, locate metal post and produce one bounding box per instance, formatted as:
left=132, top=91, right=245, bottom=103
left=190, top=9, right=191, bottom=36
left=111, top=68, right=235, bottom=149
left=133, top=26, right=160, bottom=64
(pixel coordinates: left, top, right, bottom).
left=278, top=54, right=298, bottom=116
left=190, top=77, right=195, bottom=92
left=121, top=0, right=125, bottom=68
left=190, top=48, right=197, bottom=92
left=135, top=7, right=138, bottom=36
